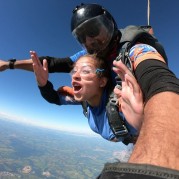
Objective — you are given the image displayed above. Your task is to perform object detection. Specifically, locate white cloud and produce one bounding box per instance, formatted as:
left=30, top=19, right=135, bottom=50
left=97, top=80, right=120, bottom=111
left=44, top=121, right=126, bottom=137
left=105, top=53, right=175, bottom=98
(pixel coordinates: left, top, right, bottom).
left=0, top=111, right=98, bottom=137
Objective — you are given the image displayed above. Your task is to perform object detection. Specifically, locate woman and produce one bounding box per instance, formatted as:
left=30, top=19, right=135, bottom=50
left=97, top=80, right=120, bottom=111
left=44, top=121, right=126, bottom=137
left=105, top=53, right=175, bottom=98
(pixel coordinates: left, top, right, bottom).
left=31, top=51, right=143, bottom=142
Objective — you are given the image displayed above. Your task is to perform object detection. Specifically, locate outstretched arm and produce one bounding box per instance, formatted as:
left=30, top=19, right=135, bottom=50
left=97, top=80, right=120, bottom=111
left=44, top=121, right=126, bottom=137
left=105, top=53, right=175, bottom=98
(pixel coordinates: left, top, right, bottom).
left=0, top=59, right=33, bottom=72
left=0, top=50, right=87, bottom=73
left=113, top=45, right=179, bottom=170
left=0, top=56, right=73, bottom=73
left=128, top=44, right=179, bottom=170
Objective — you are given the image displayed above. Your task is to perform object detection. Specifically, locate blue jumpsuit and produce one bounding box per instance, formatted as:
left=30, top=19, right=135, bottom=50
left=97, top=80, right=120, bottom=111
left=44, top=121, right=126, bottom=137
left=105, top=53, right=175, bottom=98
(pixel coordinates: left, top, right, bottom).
left=39, top=81, right=137, bottom=142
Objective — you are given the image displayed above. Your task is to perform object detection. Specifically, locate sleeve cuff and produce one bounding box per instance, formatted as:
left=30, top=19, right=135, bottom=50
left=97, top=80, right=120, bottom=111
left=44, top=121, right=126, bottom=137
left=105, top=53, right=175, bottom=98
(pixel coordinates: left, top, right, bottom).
left=38, top=81, right=53, bottom=92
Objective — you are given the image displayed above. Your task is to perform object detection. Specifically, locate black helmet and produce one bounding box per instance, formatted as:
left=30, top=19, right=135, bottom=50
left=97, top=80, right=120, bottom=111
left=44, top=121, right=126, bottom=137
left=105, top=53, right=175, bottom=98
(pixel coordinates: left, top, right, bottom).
left=71, top=3, right=118, bottom=54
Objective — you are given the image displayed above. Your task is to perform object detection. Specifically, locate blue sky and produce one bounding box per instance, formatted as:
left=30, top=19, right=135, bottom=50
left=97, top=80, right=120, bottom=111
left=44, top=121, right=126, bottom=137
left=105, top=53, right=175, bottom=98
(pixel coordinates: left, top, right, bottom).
left=0, top=0, right=179, bottom=136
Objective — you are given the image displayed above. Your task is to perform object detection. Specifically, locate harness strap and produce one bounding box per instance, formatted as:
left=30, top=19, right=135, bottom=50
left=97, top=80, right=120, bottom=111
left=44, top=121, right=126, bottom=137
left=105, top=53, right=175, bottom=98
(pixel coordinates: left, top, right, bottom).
left=81, top=101, right=88, bottom=117
left=116, top=42, right=133, bottom=71
left=106, top=42, right=133, bottom=140
left=106, top=89, right=138, bottom=145
left=106, top=91, right=128, bottom=137
left=106, top=42, right=138, bottom=145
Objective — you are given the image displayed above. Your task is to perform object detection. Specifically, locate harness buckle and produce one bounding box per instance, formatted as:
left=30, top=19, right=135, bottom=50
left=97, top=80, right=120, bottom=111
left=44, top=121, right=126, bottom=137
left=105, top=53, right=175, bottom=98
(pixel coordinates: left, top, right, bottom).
left=115, top=52, right=122, bottom=61
left=110, top=98, right=118, bottom=106
left=115, top=76, right=122, bottom=90
left=112, top=124, right=128, bottom=137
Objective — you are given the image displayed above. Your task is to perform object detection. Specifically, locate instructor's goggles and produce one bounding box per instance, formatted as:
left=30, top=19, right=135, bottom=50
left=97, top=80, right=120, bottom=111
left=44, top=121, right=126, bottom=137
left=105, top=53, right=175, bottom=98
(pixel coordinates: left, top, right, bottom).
left=72, top=15, right=114, bottom=54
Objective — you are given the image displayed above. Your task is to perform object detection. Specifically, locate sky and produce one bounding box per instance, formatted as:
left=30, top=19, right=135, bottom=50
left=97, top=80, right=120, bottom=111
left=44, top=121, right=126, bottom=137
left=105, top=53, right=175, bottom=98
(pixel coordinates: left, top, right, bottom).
left=0, top=0, right=179, bottom=136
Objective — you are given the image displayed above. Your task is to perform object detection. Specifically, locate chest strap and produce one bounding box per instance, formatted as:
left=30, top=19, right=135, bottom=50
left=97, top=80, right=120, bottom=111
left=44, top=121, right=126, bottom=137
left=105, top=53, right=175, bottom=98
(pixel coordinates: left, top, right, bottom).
left=106, top=89, right=128, bottom=137
left=106, top=90, right=138, bottom=145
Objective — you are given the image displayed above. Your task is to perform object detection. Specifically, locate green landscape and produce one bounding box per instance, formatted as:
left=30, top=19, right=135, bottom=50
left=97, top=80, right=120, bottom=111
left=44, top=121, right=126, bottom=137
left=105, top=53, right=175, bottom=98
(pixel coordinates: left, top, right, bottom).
left=0, top=118, right=130, bottom=179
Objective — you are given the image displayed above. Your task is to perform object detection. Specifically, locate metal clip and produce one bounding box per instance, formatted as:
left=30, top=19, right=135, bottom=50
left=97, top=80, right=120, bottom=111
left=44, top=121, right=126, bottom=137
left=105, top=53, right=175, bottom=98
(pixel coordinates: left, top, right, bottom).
left=110, top=98, right=118, bottom=106
left=113, top=125, right=128, bottom=136
left=115, top=53, right=122, bottom=62
left=124, top=52, right=133, bottom=72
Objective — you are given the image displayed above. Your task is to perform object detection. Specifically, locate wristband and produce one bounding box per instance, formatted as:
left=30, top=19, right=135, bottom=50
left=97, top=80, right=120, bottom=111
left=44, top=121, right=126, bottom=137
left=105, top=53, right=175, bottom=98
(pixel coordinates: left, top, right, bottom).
left=8, top=59, right=16, bottom=69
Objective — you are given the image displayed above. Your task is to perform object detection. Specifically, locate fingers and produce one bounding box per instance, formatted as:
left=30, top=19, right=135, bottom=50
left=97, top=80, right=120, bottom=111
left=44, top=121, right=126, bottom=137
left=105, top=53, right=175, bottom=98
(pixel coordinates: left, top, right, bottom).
left=29, top=51, right=48, bottom=87
left=113, top=60, right=142, bottom=95
left=43, top=59, right=48, bottom=72
left=125, top=74, right=141, bottom=95
left=30, top=50, right=41, bottom=67
left=30, top=51, right=48, bottom=72
left=113, top=60, right=133, bottom=81
left=114, top=86, right=122, bottom=98
left=114, top=87, right=122, bottom=112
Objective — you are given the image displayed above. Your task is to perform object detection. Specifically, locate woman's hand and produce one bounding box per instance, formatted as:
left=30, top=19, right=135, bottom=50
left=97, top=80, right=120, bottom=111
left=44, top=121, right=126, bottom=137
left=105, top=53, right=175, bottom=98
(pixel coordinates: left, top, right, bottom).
left=30, top=51, right=48, bottom=87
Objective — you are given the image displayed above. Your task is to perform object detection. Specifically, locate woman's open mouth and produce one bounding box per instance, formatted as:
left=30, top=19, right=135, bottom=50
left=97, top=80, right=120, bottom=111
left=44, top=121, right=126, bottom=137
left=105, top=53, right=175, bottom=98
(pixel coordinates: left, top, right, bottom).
left=72, top=82, right=82, bottom=93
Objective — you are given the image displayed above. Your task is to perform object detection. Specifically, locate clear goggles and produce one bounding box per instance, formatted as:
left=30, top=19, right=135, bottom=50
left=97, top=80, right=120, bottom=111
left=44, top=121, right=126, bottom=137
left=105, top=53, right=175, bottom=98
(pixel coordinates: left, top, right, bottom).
left=70, top=65, right=104, bottom=78
left=72, top=15, right=114, bottom=53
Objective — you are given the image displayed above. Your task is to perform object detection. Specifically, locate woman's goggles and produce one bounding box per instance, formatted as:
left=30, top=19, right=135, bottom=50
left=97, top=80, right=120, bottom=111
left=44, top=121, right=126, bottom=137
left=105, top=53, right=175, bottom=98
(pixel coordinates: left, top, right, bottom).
left=70, top=65, right=104, bottom=78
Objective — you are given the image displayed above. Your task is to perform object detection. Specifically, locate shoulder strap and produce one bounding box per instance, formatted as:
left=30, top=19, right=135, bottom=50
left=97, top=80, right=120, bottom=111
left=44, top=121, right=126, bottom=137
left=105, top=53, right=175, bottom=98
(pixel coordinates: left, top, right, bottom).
left=81, top=101, right=88, bottom=117
left=107, top=77, right=138, bottom=145
left=119, top=25, right=168, bottom=63
left=106, top=90, right=129, bottom=138
left=120, top=25, right=157, bottom=46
